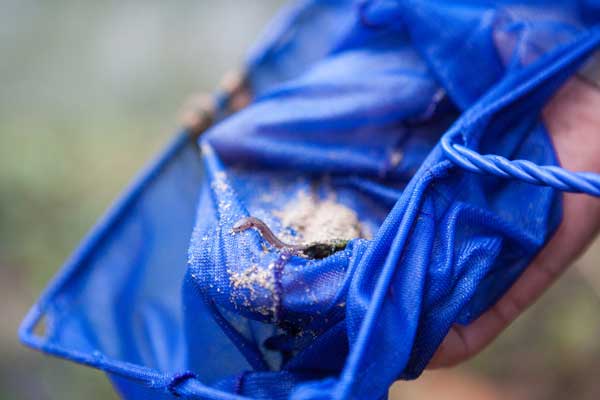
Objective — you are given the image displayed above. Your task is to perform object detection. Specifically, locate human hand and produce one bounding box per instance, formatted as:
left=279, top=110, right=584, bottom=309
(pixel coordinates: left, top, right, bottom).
left=429, top=76, right=600, bottom=368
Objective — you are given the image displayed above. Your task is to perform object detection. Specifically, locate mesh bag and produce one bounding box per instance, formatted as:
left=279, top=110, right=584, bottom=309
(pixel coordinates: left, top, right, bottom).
left=21, top=1, right=600, bottom=399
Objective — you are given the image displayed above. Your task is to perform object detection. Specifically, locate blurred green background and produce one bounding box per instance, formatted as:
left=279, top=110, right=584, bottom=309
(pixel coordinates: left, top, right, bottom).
left=1, top=1, right=599, bottom=399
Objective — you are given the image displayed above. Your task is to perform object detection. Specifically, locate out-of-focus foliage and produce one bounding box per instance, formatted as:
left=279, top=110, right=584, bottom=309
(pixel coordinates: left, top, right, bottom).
left=1, top=1, right=598, bottom=399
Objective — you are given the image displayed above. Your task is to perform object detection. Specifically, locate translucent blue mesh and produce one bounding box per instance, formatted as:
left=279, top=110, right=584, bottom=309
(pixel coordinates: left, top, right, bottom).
left=21, top=1, right=600, bottom=399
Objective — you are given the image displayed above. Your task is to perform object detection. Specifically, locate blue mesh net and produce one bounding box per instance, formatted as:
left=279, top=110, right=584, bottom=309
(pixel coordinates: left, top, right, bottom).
left=21, top=1, right=600, bottom=399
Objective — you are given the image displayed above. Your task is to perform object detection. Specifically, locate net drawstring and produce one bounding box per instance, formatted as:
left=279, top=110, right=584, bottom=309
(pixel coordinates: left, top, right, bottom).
left=441, top=135, right=600, bottom=197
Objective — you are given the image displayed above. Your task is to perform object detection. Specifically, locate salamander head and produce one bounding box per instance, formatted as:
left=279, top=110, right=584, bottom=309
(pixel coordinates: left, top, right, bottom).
left=232, top=217, right=255, bottom=233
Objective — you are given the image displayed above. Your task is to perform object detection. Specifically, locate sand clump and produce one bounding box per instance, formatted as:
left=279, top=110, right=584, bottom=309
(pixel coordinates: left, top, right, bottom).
left=228, top=264, right=275, bottom=295
left=274, top=191, right=365, bottom=244
left=228, top=263, right=279, bottom=318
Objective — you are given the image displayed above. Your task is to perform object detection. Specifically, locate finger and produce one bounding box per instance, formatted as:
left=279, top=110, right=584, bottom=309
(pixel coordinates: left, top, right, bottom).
left=429, top=76, right=600, bottom=368
left=429, top=191, right=600, bottom=368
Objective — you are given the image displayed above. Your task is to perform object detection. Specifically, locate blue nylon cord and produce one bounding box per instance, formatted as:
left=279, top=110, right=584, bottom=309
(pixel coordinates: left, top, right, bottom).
left=442, top=141, right=600, bottom=197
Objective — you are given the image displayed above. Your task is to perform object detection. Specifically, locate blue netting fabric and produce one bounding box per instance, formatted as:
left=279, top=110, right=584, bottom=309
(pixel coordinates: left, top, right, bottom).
left=21, top=1, right=600, bottom=399
left=186, top=1, right=600, bottom=398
